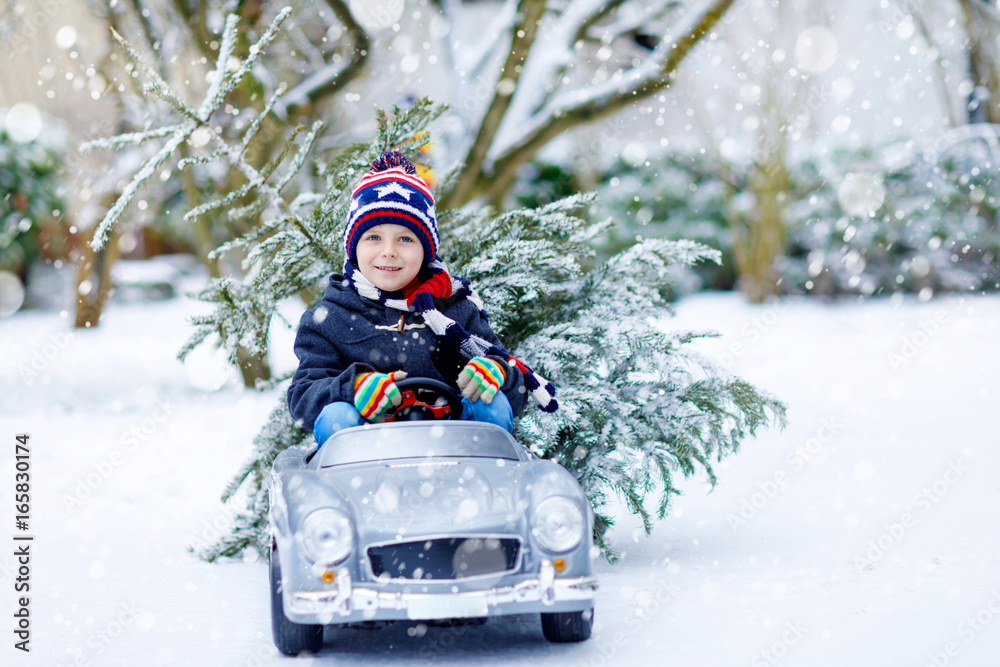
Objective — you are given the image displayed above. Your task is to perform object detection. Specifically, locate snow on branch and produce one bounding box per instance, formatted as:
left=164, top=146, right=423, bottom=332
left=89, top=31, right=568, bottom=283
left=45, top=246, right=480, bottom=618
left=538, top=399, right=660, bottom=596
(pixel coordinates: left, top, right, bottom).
left=89, top=123, right=195, bottom=250
left=451, top=0, right=519, bottom=83
left=80, top=124, right=189, bottom=152
left=108, top=27, right=196, bottom=121
left=273, top=0, right=370, bottom=118
left=216, top=7, right=293, bottom=108
left=586, top=0, right=681, bottom=42
left=277, top=64, right=345, bottom=115
left=495, top=0, right=612, bottom=147
left=491, top=0, right=736, bottom=161
left=275, top=121, right=324, bottom=190
left=239, top=84, right=288, bottom=156
left=85, top=7, right=295, bottom=251
left=197, top=14, right=240, bottom=121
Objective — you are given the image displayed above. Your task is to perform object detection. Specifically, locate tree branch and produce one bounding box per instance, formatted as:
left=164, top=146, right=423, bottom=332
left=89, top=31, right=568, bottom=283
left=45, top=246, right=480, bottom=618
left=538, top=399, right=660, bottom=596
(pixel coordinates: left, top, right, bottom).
left=581, top=0, right=680, bottom=43
left=439, top=0, right=519, bottom=81
left=440, top=0, right=548, bottom=209
left=573, top=0, right=629, bottom=44
left=276, top=0, right=370, bottom=118
left=474, top=0, right=737, bottom=206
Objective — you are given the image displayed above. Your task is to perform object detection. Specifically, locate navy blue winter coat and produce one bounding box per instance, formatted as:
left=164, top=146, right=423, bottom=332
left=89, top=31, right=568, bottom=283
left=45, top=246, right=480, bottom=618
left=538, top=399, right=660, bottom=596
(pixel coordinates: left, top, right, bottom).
left=287, top=274, right=527, bottom=431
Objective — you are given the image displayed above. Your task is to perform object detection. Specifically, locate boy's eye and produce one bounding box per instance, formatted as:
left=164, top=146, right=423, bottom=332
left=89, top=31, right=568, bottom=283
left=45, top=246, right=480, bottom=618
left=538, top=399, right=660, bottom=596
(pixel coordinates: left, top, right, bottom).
left=364, top=234, right=380, bottom=241
left=398, top=236, right=415, bottom=243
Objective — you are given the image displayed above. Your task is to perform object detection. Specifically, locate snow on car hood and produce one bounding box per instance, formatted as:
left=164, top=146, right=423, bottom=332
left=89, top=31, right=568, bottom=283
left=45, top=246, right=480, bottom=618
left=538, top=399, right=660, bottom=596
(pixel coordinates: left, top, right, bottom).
left=319, top=456, right=529, bottom=537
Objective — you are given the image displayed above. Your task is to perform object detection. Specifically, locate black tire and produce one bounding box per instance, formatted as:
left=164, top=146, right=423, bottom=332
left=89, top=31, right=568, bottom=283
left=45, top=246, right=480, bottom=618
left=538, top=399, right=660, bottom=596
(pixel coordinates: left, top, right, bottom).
left=270, top=542, right=323, bottom=655
left=541, top=608, right=593, bottom=643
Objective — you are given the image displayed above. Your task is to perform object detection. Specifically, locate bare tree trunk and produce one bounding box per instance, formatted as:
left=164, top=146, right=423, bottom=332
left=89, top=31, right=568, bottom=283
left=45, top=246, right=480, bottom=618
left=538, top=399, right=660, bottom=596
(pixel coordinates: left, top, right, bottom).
left=724, top=70, right=790, bottom=304
left=236, top=343, right=272, bottom=389
left=739, top=155, right=789, bottom=303
left=74, top=216, right=121, bottom=329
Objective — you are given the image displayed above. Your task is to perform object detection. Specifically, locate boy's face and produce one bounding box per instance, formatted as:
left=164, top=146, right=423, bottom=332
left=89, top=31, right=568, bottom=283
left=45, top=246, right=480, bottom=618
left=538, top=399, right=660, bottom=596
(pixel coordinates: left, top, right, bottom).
left=355, top=223, right=424, bottom=292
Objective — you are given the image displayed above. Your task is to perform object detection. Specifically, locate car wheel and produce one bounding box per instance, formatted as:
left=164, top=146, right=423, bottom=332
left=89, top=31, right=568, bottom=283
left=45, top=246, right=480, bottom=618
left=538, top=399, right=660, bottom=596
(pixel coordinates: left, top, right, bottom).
left=540, top=608, right=593, bottom=643
left=270, top=542, right=323, bottom=655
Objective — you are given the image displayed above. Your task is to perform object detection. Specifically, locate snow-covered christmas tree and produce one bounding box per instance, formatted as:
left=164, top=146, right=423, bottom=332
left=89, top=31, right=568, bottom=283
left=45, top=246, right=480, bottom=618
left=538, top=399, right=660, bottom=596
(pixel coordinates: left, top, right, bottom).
left=84, top=8, right=786, bottom=560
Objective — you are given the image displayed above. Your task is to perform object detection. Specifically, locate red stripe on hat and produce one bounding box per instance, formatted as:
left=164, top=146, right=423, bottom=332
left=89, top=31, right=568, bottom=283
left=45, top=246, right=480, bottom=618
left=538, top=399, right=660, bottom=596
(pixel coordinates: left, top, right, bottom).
left=346, top=210, right=437, bottom=259
left=351, top=169, right=434, bottom=200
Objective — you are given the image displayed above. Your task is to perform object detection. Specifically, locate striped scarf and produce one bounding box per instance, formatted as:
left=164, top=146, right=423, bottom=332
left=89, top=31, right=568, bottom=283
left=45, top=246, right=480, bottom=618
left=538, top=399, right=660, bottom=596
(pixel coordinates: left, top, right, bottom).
left=343, top=260, right=558, bottom=413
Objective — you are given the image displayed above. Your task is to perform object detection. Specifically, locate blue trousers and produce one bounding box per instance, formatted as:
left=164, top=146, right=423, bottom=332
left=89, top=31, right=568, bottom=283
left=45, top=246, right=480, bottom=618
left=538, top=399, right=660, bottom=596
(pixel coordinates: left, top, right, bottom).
left=312, top=392, right=514, bottom=446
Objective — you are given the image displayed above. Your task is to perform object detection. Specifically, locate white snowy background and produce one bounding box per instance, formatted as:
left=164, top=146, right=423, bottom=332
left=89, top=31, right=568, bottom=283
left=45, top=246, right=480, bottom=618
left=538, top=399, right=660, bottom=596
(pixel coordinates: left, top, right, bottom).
left=2, top=276, right=997, bottom=667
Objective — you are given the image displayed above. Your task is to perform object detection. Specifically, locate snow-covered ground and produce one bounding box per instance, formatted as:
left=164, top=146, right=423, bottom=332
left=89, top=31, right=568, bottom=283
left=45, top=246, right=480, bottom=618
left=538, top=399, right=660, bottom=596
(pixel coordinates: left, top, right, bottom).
left=1, top=288, right=997, bottom=666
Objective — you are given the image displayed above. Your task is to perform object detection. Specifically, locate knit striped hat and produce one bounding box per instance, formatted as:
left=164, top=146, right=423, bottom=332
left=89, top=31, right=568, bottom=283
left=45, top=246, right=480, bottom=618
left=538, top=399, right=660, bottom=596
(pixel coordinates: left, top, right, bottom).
left=344, top=151, right=439, bottom=268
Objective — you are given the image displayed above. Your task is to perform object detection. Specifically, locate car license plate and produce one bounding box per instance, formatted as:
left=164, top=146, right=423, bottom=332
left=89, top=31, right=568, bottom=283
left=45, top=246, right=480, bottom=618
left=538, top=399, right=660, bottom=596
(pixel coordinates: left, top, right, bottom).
left=406, top=595, right=489, bottom=620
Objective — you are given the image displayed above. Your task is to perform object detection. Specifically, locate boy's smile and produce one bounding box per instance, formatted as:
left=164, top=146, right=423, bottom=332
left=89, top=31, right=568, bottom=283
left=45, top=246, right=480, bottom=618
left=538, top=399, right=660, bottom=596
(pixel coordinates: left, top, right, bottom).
left=355, top=223, right=424, bottom=292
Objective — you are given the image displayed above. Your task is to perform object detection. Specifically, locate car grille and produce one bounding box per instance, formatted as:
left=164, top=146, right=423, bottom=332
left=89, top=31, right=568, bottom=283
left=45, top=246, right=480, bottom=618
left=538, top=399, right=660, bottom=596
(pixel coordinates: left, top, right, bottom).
left=367, top=537, right=520, bottom=580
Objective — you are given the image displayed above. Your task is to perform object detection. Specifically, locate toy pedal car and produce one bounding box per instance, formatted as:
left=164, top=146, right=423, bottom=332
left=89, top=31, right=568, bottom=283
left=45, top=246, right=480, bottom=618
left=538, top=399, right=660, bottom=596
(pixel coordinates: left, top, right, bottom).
left=267, top=378, right=597, bottom=655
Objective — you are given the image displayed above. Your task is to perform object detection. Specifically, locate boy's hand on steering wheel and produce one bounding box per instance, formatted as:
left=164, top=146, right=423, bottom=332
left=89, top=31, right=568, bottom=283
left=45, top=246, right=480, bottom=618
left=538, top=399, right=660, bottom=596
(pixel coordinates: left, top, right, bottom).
left=354, top=370, right=408, bottom=421
left=457, top=357, right=506, bottom=404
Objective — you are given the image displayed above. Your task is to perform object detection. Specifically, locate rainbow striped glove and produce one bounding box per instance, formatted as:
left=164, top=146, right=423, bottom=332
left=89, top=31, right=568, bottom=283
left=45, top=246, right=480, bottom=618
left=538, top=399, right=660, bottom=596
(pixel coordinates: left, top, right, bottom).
left=457, top=357, right=506, bottom=404
left=353, top=370, right=408, bottom=421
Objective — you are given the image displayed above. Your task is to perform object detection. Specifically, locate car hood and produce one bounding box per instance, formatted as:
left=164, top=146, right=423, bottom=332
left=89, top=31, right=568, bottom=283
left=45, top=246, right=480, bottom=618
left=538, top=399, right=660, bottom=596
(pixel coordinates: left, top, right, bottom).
left=320, top=457, right=529, bottom=538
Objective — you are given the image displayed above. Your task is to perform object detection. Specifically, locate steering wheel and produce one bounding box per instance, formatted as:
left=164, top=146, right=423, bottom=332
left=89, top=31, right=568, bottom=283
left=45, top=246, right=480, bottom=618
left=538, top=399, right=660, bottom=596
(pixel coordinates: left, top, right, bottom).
left=384, top=377, right=464, bottom=422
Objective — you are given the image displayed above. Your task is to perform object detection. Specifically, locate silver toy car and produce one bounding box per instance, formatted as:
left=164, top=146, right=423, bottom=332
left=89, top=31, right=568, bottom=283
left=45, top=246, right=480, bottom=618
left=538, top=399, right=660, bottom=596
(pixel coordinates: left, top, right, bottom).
left=267, top=378, right=597, bottom=655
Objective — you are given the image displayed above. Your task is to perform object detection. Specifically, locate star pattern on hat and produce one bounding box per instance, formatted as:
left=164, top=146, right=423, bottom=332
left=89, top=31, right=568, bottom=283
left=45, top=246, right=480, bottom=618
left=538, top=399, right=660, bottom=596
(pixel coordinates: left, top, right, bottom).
left=345, top=150, right=440, bottom=267
left=374, top=181, right=414, bottom=200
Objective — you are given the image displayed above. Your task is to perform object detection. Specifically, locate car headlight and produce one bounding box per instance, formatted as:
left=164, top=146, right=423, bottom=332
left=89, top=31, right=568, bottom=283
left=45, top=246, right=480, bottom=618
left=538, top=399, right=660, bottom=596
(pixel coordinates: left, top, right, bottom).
left=531, top=496, right=584, bottom=552
left=301, top=509, right=354, bottom=563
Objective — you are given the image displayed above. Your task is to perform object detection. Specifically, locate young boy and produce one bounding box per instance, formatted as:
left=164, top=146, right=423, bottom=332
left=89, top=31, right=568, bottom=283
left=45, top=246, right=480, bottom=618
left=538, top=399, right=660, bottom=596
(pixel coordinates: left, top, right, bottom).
left=288, top=151, right=555, bottom=447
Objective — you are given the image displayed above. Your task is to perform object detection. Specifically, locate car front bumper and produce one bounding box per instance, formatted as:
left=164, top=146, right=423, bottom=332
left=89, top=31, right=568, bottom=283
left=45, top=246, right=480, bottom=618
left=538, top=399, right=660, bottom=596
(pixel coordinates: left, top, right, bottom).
left=284, top=560, right=598, bottom=624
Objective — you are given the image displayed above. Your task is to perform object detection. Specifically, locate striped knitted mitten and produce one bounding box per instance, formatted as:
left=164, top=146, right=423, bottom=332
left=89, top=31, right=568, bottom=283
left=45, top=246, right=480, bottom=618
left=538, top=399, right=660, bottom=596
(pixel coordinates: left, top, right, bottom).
left=457, top=357, right=506, bottom=404
left=353, top=370, right=408, bottom=421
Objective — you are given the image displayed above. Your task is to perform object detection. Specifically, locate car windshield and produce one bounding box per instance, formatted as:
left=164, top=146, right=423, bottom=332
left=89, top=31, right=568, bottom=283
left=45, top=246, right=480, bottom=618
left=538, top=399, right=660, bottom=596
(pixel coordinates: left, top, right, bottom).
left=317, top=422, right=522, bottom=467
